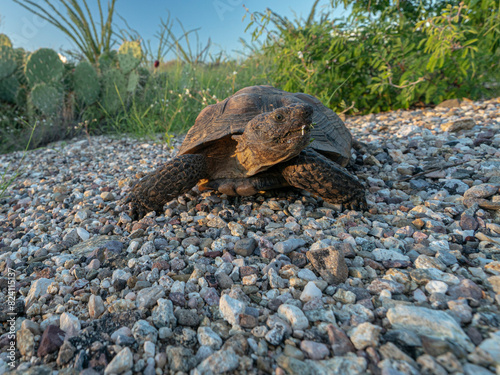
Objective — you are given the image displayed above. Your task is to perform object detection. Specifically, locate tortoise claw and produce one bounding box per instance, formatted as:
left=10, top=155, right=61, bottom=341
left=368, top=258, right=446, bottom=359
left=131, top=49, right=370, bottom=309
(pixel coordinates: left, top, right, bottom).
left=343, top=191, right=368, bottom=211
left=121, top=192, right=155, bottom=221
left=344, top=197, right=368, bottom=211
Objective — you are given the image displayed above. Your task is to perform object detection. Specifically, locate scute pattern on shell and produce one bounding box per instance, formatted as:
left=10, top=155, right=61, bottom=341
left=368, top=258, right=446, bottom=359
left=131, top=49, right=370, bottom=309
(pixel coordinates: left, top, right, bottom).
left=178, top=85, right=352, bottom=167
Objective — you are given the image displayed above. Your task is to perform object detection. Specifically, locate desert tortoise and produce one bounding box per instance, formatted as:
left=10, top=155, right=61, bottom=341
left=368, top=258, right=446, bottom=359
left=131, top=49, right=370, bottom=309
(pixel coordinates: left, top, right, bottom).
left=125, top=85, right=366, bottom=218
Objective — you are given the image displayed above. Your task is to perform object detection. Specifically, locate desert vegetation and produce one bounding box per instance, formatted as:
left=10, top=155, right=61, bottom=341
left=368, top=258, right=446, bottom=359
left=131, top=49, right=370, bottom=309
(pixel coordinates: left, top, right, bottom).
left=0, top=0, right=499, bottom=154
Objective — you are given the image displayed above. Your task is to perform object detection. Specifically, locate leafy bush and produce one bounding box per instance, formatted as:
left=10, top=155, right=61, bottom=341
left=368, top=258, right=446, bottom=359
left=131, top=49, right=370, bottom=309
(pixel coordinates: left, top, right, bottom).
left=246, top=0, right=500, bottom=113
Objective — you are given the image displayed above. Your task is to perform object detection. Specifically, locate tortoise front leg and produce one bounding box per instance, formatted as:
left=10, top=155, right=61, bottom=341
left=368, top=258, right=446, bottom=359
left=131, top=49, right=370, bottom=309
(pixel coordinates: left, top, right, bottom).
left=124, top=154, right=208, bottom=219
left=279, top=149, right=367, bottom=210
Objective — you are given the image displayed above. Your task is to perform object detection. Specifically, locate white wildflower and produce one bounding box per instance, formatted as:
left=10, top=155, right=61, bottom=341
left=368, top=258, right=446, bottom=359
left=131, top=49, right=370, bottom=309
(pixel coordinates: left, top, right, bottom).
left=297, top=51, right=304, bottom=59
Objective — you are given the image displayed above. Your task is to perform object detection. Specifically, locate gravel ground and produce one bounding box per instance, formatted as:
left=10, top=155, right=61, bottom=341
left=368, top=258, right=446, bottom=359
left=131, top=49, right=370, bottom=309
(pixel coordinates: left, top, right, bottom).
left=1, top=97, right=500, bottom=375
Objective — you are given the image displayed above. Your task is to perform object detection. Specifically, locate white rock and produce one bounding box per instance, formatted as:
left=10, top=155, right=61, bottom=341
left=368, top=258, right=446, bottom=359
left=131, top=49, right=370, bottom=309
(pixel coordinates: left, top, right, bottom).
left=111, top=327, right=133, bottom=342
left=413, top=288, right=427, bottom=302
left=387, top=305, right=473, bottom=351
left=60, top=312, right=81, bottom=337
left=297, top=269, right=318, bottom=281
left=372, top=248, right=410, bottom=262
left=136, top=286, right=165, bottom=309
left=25, top=278, right=52, bottom=307
left=278, top=304, right=309, bottom=330
left=268, top=268, right=288, bottom=289
left=388, top=149, right=405, bottom=163
left=76, top=227, right=90, bottom=241
left=397, top=125, right=421, bottom=137
left=379, top=290, right=392, bottom=299
left=0, top=358, right=9, bottom=375
left=478, top=332, right=500, bottom=365
left=170, top=281, right=185, bottom=294
left=219, top=294, right=246, bottom=326
left=300, top=281, right=323, bottom=302
left=40, top=315, right=60, bottom=331
left=104, top=347, right=133, bottom=375
left=425, top=280, right=448, bottom=294
left=211, top=238, right=227, bottom=251
left=144, top=341, right=155, bottom=358
left=348, top=322, right=382, bottom=350
left=74, top=210, right=88, bottom=223
left=194, top=348, right=240, bottom=375
left=274, top=238, right=306, bottom=254
left=112, top=269, right=132, bottom=283
left=89, top=294, right=105, bottom=319
left=197, top=326, right=223, bottom=350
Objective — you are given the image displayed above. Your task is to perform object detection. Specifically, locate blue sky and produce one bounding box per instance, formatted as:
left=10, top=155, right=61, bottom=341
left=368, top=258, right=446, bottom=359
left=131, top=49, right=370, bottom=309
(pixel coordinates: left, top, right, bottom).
left=0, top=0, right=346, bottom=58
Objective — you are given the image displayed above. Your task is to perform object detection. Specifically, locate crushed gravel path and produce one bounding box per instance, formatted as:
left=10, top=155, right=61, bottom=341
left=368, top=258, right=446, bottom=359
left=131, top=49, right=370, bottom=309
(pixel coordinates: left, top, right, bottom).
left=1, top=97, right=500, bottom=375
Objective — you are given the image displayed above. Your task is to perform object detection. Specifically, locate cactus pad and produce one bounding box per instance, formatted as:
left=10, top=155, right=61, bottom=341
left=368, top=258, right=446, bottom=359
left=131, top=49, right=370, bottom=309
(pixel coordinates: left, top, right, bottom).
left=0, top=76, right=19, bottom=103
left=25, top=48, right=64, bottom=86
left=101, top=69, right=127, bottom=113
left=0, top=46, right=17, bottom=80
left=98, top=51, right=118, bottom=72
left=74, top=61, right=100, bottom=105
left=0, top=34, right=12, bottom=47
left=127, top=70, right=140, bottom=92
left=30, top=83, right=64, bottom=115
left=118, top=41, right=142, bottom=74
left=15, top=85, right=28, bottom=108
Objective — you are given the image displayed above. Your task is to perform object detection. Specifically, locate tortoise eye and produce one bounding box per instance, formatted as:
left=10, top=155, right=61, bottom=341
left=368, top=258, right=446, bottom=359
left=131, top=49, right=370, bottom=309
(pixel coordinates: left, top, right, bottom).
left=275, top=113, right=285, bottom=121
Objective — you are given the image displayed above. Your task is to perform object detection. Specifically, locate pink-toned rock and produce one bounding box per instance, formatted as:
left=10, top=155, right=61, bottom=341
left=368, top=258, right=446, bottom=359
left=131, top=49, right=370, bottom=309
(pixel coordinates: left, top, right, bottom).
left=300, top=340, right=330, bottom=360
left=367, top=279, right=404, bottom=294
left=38, top=325, right=65, bottom=357
left=448, top=279, right=483, bottom=300
left=326, top=324, right=355, bottom=356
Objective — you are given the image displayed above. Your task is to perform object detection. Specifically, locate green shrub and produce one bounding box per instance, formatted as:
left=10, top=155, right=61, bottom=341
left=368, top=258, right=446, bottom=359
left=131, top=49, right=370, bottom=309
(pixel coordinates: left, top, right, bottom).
left=246, top=0, right=500, bottom=113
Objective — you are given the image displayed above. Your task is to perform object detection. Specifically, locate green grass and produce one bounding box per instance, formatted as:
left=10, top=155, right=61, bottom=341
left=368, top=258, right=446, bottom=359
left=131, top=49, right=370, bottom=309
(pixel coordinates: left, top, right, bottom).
left=100, top=56, right=271, bottom=141
left=0, top=121, right=36, bottom=200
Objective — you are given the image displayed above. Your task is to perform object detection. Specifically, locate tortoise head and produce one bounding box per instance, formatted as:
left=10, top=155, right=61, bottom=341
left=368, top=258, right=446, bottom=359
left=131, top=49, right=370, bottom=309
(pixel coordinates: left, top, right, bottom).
left=232, top=103, right=314, bottom=176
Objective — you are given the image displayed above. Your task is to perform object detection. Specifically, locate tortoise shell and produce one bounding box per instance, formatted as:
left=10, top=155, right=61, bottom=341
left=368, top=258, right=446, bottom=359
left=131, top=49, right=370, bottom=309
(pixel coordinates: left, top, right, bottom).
left=178, top=85, right=352, bottom=167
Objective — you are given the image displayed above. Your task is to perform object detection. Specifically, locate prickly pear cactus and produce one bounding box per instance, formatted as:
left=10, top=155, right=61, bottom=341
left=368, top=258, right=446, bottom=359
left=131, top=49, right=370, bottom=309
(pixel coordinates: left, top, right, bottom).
left=127, top=70, right=140, bottom=92
left=0, top=76, right=19, bottom=103
left=12, top=48, right=28, bottom=86
left=15, top=85, right=28, bottom=107
left=73, top=61, right=100, bottom=105
left=0, top=46, right=17, bottom=80
left=118, top=41, right=142, bottom=74
left=0, top=34, right=12, bottom=47
left=30, top=83, right=64, bottom=115
left=101, top=69, right=127, bottom=114
left=24, top=48, right=64, bottom=86
left=98, top=51, right=118, bottom=72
